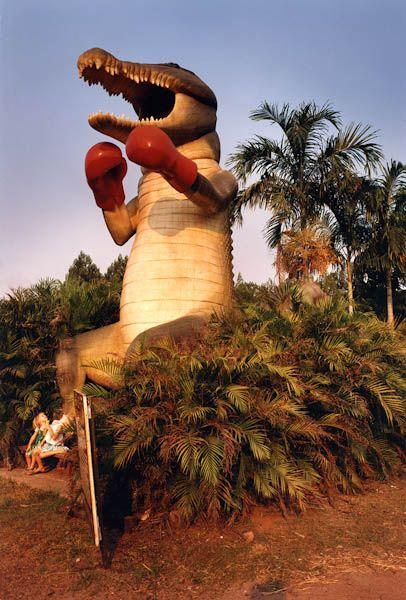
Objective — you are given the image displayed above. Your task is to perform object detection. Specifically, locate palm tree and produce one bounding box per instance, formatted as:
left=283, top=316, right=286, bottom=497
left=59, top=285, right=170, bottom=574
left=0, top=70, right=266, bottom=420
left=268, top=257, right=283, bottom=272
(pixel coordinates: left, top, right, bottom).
left=228, top=101, right=382, bottom=251
left=363, top=161, right=406, bottom=326
left=275, top=223, right=338, bottom=282
left=325, top=174, right=375, bottom=314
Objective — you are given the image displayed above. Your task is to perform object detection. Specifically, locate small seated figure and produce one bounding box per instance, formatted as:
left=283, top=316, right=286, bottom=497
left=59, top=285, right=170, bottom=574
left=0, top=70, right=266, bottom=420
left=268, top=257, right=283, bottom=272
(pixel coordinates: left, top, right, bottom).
left=25, top=412, right=48, bottom=470
left=30, top=413, right=71, bottom=474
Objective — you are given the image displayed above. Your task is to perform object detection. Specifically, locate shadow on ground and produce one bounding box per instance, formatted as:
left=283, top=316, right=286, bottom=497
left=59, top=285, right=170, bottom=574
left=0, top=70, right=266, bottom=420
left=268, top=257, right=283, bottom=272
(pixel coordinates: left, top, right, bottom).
left=100, top=471, right=132, bottom=568
left=250, top=579, right=286, bottom=599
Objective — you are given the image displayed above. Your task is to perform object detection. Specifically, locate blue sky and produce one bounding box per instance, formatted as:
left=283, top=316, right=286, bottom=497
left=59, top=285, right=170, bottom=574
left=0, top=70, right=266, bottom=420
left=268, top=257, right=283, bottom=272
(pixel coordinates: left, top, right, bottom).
left=1, top=0, right=405, bottom=295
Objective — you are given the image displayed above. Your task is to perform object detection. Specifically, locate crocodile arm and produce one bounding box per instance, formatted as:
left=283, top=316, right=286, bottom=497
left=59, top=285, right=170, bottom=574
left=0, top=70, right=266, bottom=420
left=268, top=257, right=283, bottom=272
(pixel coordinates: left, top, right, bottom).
left=102, top=196, right=140, bottom=246
left=102, top=165, right=236, bottom=245
left=186, top=170, right=238, bottom=215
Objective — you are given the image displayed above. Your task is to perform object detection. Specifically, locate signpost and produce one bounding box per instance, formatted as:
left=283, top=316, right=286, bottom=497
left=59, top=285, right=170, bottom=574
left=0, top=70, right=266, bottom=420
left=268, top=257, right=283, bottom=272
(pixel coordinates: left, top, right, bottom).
left=74, top=390, right=104, bottom=551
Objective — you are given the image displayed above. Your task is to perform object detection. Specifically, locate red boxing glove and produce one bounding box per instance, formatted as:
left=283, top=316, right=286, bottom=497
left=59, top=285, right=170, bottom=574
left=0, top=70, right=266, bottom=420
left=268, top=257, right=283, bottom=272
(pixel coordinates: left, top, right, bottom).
left=125, top=126, right=198, bottom=193
left=85, top=142, right=127, bottom=211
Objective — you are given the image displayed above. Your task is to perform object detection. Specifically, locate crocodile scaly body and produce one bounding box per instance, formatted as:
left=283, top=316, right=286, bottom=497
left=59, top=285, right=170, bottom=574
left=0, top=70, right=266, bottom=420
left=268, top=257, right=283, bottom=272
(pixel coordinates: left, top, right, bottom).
left=121, top=149, right=233, bottom=347
left=56, top=49, right=237, bottom=410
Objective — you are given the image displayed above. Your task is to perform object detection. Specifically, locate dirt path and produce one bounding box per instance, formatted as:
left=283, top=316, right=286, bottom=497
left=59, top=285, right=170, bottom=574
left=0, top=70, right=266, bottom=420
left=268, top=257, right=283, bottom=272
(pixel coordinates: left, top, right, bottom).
left=287, top=570, right=406, bottom=599
left=224, top=569, right=406, bottom=599
left=0, top=467, right=69, bottom=497
left=0, top=475, right=405, bottom=599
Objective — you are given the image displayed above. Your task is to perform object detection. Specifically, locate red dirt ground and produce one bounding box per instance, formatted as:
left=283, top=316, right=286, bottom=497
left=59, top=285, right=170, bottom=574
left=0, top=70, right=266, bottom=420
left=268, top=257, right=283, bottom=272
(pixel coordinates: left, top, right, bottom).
left=1, top=474, right=405, bottom=599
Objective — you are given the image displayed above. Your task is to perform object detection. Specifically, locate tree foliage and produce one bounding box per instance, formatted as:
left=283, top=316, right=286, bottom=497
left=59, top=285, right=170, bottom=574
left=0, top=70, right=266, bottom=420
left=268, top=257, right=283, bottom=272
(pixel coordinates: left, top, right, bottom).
left=228, top=101, right=405, bottom=321
left=275, top=224, right=338, bottom=280
left=359, top=161, right=406, bottom=324
left=105, top=254, right=128, bottom=286
left=228, top=101, right=382, bottom=240
left=67, top=251, right=102, bottom=283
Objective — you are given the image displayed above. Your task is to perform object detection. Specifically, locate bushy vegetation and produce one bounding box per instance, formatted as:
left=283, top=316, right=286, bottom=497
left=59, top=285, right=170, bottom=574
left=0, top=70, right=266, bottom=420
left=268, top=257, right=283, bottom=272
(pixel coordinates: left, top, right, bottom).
left=84, top=284, right=405, bottom=523
left=0, top=254, right=126, bottom=465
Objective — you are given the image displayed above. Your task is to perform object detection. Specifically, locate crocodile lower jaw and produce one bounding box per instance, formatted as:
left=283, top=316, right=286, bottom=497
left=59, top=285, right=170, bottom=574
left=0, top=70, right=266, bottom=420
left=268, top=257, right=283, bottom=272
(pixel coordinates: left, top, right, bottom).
left=87, top=111, right=169, bottom=136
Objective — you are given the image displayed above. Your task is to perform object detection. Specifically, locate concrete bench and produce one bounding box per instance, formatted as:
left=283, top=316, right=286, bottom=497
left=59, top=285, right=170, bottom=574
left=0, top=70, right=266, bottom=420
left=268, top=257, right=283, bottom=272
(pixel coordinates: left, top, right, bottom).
left=18, top=445, right=73, bottom=474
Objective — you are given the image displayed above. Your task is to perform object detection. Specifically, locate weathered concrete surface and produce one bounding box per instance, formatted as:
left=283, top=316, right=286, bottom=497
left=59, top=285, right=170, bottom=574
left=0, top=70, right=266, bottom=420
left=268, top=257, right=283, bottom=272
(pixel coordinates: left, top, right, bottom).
left=0, top=467, right=69, bottom=497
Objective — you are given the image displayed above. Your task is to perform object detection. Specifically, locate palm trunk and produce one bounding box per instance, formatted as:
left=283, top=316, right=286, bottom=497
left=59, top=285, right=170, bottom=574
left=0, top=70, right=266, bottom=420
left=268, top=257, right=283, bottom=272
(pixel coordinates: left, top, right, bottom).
left=346, top=257, right=354, bottom=315
left=386, top=266, right=394, bottom=327
left=339, top=263, right=346, bottom=288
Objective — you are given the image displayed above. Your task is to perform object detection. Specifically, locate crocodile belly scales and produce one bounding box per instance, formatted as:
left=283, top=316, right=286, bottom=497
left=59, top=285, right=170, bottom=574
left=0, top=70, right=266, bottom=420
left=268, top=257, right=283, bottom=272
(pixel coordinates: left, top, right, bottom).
left=120, top=158, right=234, bottom=347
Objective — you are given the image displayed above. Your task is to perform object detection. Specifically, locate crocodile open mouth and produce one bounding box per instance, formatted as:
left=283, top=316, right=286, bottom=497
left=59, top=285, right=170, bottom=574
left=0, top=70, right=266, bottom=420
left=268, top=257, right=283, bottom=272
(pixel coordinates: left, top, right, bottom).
left=77, top=48, right=217, bottom=141
left=78, top=60, right=176, bottom=135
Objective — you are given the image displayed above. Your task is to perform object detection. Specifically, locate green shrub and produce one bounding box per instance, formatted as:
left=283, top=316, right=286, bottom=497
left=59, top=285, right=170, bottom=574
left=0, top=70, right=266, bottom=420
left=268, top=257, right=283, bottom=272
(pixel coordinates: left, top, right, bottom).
left=85, top=286, right=406, bottom=522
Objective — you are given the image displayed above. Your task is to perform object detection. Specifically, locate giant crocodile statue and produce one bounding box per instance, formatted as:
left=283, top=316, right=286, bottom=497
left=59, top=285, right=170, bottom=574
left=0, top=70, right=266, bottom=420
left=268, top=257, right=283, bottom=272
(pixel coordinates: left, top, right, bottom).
left=57, top=48, right=238, bottom=409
